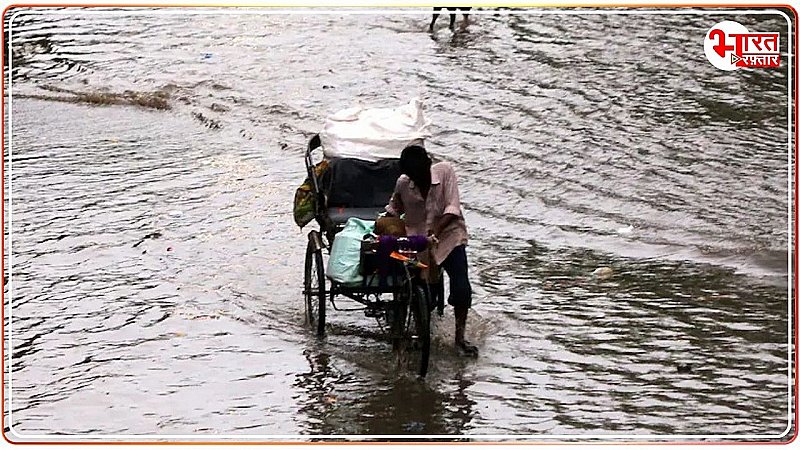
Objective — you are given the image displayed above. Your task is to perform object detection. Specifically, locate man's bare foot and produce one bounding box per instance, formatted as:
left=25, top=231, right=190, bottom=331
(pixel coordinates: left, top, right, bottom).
left=456, top=340, right=478, bottom=357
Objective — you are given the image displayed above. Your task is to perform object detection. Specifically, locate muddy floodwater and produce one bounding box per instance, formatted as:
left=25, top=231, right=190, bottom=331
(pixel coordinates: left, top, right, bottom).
left=3, top=7, right=793, bottom=442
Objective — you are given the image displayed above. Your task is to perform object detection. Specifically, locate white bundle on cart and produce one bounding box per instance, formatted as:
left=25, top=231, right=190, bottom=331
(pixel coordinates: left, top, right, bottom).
left=319, top=98, right=431, bottom=162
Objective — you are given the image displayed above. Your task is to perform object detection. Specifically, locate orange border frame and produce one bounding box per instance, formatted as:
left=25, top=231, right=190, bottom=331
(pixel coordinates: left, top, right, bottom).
left=0, top=3, right=797, bottom=446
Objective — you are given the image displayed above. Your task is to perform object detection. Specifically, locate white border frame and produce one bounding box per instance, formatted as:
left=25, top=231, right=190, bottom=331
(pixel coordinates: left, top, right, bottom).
left=4, top=5, right=795, bottom=442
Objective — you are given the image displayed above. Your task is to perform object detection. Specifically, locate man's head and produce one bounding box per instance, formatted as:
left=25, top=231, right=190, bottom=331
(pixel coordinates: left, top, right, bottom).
left=399, top=144, right=432, bottom=184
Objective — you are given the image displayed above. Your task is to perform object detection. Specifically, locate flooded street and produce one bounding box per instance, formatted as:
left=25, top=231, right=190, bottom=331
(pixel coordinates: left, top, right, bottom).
left=3, top=8, right=792, bottom=440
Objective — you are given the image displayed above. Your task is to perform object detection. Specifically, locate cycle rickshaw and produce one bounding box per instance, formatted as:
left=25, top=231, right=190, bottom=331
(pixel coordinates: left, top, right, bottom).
left=300, top=133, right=433, bottom=378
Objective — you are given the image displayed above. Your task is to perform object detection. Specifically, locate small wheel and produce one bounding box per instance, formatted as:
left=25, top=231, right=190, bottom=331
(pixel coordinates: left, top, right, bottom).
left=394, top=283, right=431, bottom=378
left=304, top=236, right=326, bottom=337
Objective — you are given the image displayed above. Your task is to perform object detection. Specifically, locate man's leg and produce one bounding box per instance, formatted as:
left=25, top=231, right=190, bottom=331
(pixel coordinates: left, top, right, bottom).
left=441, top=245, right=478, bottom=356
left=460, top=7, right=472, bottom=30
left=430, top=7, right=442, bottom=31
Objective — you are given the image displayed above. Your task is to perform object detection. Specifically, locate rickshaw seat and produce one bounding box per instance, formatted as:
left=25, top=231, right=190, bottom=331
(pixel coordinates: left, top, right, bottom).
left=320, top=157, right=401, bottom=228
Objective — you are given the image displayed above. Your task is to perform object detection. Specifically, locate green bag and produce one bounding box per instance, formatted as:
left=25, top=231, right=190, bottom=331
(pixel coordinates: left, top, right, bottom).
left=293, top=160, right=329, bottom=228
left=327, top=218, right=375, bottom=285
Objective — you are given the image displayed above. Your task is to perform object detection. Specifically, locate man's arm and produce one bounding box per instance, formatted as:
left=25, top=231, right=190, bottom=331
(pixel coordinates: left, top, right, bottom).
left=431, top=164, right=463, bottom=238
left=385, top=178, right=405, bottom=217
left=431, top=213, right=459, bottom=237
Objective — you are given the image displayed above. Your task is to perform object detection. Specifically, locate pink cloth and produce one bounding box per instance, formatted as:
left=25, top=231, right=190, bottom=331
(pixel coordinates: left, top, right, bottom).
left=385, top=162, right=468, bottom=265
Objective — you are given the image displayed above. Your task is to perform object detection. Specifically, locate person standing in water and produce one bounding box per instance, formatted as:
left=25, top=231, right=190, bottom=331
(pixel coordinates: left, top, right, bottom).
left=385, top=144, right=478, bottom=357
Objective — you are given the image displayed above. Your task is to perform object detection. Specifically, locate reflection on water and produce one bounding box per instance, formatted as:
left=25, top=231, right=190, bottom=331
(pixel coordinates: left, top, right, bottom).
left=294, top=348, right=477, bottom=437
left=4, top=7, right=792, bottom=441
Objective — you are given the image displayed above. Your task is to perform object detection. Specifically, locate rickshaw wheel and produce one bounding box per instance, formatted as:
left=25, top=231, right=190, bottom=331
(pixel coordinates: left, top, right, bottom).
left=393, top=284, right=431, bottom=378
left=304, top=237, right=326, bottom=337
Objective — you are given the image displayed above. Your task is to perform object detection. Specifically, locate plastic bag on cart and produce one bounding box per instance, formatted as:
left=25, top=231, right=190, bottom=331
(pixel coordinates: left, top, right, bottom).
left=327, top=217, right=375, bottom=285
left=319, top=98, right=431, bottom=162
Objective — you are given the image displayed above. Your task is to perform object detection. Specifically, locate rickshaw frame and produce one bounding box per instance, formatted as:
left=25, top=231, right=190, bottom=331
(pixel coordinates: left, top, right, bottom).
left=301, top=134, right=432, bottom=378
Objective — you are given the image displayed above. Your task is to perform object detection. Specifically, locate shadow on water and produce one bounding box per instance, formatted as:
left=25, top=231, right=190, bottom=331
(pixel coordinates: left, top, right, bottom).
left=294, top=347, right=477, bottom=439
left=429, top=25, right=485, bottom=50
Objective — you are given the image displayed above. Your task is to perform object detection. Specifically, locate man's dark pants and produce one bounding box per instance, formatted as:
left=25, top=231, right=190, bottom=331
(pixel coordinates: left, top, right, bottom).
left=429, top=244, right=472, bottom=313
